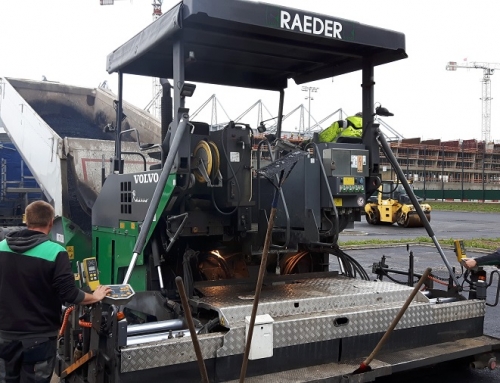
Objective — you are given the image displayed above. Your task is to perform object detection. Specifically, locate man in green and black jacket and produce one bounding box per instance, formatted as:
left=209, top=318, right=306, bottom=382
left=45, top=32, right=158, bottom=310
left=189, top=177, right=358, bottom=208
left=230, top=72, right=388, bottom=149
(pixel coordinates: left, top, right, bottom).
left=0, top=201, right=110, bottom=383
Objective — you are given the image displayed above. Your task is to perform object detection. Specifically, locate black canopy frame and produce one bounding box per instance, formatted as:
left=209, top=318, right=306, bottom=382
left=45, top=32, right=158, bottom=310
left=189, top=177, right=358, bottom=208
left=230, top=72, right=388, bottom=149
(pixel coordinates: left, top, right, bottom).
left=107, top=0, right=406, bottom=181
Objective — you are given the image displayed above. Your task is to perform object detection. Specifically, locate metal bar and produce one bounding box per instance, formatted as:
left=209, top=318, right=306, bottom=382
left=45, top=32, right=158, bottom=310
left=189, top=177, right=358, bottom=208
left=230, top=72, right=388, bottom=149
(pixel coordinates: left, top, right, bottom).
left=173, top=40, right=185, bottom=128
left=126, top=329, right=194, bottom=346
left=6, top=187, right=42, bottom=193
left=175, top=277, right=209, bottom=383
left=276, top=89, right=284, bottom=138
left=268, top=146, right=290, bottom=250
left=115, top=71, right=123, bottom=173
left=482, top=144, right=486, bottom=201
left=408, top=251, right=414, bottom=287
left=306, top=108, right=343, bottom=132
left=124, top=115, right=189, bottom=284
left=60, top=350, right=96, bottom=379
left=127, top=319, right=184, bottom=336
left=441, top=144, right=444, bottom=201
left=305, top=142, right=339, bottom=245
left=423, top=146, right=427, bottom=200
left=191, top=94, right=214, bottom=120
left=461, top=144, right=464, bottom=201
left=359, top=268, right=432, bottom=371
left=216, top=97, right=232, bottom=123
left=361, top=57, right=377, bottom=178
left=151, top=237, right=164, bottom=289
left=240, top=203, right=278, bottom=383
left=1, top=159, right=6, bottom=201
left=406, top=147, right=409, bottom=178
left=120, top=151, right=146, bottom=172
left=165, top=213, right=189, bottom=253
left=234, top=100, right=260, bottom=122
left=377, top=132, right=460, bottom=287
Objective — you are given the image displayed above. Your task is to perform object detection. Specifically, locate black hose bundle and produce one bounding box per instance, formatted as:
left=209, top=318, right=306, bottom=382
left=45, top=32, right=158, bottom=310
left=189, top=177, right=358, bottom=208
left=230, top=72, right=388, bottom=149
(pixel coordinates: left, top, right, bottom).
left=331, top=246, right=370, bottom=280
left=182, top=249, right=199, bottom=298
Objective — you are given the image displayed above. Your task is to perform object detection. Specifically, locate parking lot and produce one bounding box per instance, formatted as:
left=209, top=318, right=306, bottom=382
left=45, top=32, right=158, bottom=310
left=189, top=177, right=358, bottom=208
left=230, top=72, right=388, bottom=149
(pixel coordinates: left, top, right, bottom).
left=336, top=210, right=500, bottom=382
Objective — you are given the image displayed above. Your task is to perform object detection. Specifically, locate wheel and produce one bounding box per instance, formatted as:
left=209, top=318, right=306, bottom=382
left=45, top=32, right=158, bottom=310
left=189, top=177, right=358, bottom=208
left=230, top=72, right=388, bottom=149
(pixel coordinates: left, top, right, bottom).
left=365, top=207, right=380, bottom=225
left=396, top=211, right=407, bottom=227
left=406, top=213, right=423, bottom=227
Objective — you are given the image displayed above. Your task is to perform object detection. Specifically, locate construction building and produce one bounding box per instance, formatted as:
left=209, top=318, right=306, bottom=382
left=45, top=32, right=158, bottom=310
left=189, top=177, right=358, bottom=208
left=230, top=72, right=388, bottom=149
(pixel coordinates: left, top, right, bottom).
left=251, top=133, right=500, bottom=200
left=380, top=138, right=500, bottom=200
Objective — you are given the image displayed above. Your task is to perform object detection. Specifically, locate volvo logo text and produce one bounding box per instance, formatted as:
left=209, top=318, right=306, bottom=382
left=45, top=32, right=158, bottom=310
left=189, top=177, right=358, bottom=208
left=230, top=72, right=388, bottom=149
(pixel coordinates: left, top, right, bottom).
left=133, top=173, right=159, bottom=184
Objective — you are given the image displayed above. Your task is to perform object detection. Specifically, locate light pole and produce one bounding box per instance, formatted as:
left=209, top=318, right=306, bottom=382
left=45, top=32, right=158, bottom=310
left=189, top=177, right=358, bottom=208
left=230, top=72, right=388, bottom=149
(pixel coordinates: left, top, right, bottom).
left=302, top=86, right=319, bottom=134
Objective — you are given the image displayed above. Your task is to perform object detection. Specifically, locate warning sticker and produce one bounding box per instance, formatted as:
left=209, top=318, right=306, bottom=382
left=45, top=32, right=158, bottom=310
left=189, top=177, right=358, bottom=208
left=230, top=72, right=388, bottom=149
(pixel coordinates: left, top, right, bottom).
left=66, top=246, right=74, bottom=260
left=230, top=152, right=240, bottom=162
left=351, top=155, right=366, bottom=173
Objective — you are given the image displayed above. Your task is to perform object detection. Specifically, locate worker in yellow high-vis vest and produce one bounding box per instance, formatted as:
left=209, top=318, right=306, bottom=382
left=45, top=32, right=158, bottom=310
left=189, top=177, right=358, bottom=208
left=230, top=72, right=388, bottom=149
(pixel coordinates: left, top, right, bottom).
left=318, top=112, right=363, bottom=143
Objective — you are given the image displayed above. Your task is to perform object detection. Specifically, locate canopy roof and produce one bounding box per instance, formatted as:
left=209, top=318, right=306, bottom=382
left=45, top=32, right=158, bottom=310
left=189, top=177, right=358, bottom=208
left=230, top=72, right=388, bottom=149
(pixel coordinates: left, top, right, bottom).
left=107, top=0, right=407, bottom=91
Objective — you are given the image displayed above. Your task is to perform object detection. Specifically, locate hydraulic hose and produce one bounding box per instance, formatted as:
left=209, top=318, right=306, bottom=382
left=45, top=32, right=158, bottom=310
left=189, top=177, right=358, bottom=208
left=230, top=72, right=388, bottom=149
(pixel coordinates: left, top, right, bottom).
left=79, top=320, right=93, bottom=328
left=305, top=142, right=340, bottom=246
left=255, top=139, right=291, bottom=249
left=59, top=305, right=75, bottom=338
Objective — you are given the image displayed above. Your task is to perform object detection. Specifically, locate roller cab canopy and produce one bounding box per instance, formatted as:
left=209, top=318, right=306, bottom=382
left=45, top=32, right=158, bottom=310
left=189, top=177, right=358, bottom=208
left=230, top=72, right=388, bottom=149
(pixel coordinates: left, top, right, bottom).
left=106, top=0, right=407, bottom=90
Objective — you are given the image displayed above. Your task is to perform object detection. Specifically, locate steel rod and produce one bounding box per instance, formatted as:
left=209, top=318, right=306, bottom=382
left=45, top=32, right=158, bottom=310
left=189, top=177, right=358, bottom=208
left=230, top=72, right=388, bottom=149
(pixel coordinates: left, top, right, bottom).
left=127, top=319, right=184, bottom=336
left=175, top=277, right=209, bottom=383
left=362, top=268, right=432, bottom=368
left=377, top=131, right=460, bottom=287
left=123, top=115, right=189, bottom=284
left=239, top=204, right=278, bottom=383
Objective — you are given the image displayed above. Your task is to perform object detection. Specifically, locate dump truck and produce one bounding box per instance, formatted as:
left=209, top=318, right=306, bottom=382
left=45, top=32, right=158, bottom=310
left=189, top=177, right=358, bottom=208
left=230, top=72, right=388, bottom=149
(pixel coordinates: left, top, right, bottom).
left=0, top=76, right=161, bottom=263
left=1, top=1, right=500, bottom=382
left=365, top=179, right=432, bottom=227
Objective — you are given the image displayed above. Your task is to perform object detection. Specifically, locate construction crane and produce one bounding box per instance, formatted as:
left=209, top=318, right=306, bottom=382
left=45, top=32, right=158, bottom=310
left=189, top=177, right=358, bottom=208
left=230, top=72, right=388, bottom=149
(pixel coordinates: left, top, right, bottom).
left=446, top=60, right=500, bottom=142
left=100, top=0, right=163, bottom=119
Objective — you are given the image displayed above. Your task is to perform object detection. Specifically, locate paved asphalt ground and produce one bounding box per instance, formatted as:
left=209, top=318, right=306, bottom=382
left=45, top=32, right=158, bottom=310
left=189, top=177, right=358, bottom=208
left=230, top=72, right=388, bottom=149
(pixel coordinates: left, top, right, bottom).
left=336, top=210, right=500, bottom=382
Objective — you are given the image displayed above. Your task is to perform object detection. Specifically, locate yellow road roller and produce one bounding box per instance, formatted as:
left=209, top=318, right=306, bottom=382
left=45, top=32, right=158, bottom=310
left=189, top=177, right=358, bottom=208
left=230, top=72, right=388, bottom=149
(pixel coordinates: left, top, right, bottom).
left=364, top=180, right=431, bottom=227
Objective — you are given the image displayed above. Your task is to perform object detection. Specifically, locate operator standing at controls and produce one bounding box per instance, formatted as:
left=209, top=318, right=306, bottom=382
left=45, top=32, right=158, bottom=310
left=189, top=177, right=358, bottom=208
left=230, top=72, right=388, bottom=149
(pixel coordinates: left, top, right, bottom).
left=463, top=249, right=500, bottom=269
left=0, top=201, right=110, bottom=383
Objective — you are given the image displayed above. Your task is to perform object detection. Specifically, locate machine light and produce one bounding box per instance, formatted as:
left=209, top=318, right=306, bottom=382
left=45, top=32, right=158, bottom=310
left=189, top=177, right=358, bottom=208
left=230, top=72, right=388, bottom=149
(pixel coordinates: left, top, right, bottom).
left=375, top=104, right=394, bottom=117
left=180, top=82, right=196, bottom=97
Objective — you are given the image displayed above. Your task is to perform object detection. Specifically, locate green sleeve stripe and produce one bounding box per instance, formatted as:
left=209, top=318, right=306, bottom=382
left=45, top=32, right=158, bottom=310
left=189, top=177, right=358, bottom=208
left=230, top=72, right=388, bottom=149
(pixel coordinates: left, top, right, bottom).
left=0, top=240, right=10, bottom=252
left=0, top=239, right=65, bottom=262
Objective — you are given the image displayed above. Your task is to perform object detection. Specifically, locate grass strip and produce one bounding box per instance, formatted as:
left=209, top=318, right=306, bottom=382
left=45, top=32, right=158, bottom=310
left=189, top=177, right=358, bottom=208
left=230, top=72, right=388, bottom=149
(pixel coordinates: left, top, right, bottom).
left=339, top=236, right=500, bottom=251
left=426, top=201, right=500, bottom=213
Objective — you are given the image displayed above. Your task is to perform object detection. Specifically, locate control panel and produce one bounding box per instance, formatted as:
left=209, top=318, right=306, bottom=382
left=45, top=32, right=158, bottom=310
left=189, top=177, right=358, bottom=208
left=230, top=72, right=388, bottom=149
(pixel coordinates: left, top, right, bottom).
left=454, top=239, right=467, bottom=262
left=339, top=176, right=365, bottom=194
left=321, top=147, right=369, bottom=208
left=102, top=284, right=135, bottom=305
left=82, top=257, right=100, bottom=291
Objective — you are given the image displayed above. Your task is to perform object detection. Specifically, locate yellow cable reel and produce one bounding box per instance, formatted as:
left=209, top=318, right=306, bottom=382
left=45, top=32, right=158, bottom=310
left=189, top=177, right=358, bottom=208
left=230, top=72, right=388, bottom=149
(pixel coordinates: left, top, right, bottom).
left=207, top=141, right=220, bottom=183
left=193, top=140, right=221, bottom=184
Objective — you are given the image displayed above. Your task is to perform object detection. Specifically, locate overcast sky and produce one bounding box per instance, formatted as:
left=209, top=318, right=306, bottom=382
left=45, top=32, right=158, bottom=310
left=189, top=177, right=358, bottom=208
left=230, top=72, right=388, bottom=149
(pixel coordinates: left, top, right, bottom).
left=2, top=0, right=500, bottom=141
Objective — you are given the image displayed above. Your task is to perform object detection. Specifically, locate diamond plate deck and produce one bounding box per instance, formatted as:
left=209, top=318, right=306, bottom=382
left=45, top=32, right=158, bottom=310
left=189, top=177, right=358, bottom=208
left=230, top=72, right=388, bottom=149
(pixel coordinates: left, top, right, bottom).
left=121, top=333, right=223, bottom=372
left=119, top=277, right=486, bottom=372
left=195, top=276, right=440, bottom=326
left=215, top=300, right=485, bottom=357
